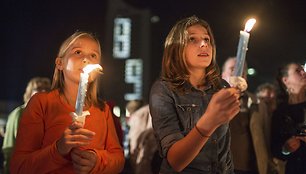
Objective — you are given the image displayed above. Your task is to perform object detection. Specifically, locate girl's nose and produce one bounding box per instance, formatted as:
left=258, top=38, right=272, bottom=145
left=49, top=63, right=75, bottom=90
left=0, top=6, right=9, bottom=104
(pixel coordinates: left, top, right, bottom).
left=200, top=40, right=208, bottom=48
left=82, top=57, right=89, bottom=64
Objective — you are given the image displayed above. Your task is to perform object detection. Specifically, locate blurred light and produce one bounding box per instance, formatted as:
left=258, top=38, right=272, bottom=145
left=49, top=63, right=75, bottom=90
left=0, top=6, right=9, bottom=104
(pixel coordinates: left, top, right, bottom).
left=247, top=68, right=256, bottom=76
left=151, top=15, right=160, bottom=23
left=113, top=106, right=121, bottom=117
left=124, top=59, right=143, bottom=100
left=125, top=108, right=130, bottom=117
left=113, top=18, right=131, bottom=59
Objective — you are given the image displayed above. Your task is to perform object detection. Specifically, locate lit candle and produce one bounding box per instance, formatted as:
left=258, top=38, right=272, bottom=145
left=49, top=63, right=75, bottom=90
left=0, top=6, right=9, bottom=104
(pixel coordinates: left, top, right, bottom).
left=73, top=64, right=103, bottom=125
left=233, top=18, right=256, bottom=77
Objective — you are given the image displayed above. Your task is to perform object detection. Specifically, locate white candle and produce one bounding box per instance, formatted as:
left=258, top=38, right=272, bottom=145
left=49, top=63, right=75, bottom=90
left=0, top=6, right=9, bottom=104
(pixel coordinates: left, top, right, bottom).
left=75, top=64, right=103, bottom=117
left=75, top=72, right=89, bottom=116
left=233, top=18, right=256, bottom=77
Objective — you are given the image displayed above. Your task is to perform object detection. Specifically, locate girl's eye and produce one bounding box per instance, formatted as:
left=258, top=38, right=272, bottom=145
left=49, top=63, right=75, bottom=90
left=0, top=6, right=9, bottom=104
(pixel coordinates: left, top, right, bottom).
left=91, top=54, right=97, bottom=59
left=188, top=37, right=194, bottom=42
left=75, top=50, right=81, bottom=55
left=204, top=38, right=210, bottom=43
left=296, top=68, right=304, bottom=73
left=188, top=37, right=199, bottom=44
left=188, top=36, right=210, bottom=45
left=295, top=65, right=303, bottom=72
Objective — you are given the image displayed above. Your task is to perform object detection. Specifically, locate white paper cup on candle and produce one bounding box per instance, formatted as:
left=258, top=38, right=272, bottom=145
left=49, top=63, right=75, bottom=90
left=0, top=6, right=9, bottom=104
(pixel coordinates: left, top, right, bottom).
left=76, top=115, right=86, bottom=127
left=70, top=111, right=90, bottom=127
left=229, top=76, right=248, bottom=91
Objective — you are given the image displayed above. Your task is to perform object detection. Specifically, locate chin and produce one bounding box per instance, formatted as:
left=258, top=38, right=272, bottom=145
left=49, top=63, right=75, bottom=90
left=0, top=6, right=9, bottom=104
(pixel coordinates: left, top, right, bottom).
left=201, top=62, right=211, bottom=68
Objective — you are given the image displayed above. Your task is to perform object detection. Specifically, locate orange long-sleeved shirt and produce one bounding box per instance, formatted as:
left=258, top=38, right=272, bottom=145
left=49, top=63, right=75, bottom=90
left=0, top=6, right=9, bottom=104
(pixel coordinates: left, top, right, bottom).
left=10, top=90, right=125, bottom=174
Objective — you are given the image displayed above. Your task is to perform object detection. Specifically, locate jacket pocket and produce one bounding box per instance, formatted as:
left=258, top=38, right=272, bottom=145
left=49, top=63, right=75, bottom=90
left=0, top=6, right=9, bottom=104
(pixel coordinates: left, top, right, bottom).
left=176, top=104, right=199, bottom=133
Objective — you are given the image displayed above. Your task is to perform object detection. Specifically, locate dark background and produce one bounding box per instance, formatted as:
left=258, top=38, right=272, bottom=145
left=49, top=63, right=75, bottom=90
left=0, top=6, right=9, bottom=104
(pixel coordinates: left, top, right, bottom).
left=1, top=0, right=305, bottom=112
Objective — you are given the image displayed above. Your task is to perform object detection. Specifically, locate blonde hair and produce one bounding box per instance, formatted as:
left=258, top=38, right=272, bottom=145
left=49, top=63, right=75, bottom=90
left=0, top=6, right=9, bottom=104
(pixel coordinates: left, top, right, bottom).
left=51, top=31, right=104, bottom=109
left=23, top=77, right=51, bottom=104
left=161, top=16, right=221, bottom=92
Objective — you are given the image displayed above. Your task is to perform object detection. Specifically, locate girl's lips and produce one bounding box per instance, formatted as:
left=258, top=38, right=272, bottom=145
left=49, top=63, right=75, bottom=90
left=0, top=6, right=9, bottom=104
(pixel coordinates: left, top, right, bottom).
left=198, top=53, right=209, bottom=56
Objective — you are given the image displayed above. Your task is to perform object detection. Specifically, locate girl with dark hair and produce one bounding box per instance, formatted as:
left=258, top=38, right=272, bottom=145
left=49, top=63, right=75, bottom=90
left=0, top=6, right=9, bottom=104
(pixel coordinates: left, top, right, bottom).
left=271, top=62, right=306, bottom=174
left=149, top=16, right=241, bottom=173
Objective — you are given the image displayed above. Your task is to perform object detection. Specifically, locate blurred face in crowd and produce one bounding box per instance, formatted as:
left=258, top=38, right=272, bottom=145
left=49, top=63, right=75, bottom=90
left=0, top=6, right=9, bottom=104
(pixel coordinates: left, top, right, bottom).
left=222, top=58, right=247, bottom=83
left=222, top=58, right=236, bottom=83
left=282, top=63, right=306, bottom=94
left=257, top=88, right=276, bottom=104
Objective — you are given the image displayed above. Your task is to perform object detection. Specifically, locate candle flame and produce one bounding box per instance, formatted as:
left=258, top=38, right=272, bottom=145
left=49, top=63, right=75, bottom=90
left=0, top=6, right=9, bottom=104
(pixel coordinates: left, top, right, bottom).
left=83, top=64, right=103, bottom=74
left=244, top=18, right=256, bottom=32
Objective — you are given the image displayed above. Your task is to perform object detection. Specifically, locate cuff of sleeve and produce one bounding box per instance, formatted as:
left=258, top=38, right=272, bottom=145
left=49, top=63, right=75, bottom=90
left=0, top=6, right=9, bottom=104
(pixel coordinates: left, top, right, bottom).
left=50, top=141, right=70, bottom=164
left=160, top=133, right=183, bottom=157
left=281, top=146, right=291, bottom=155
left=88, top=148, right=104, bottom=174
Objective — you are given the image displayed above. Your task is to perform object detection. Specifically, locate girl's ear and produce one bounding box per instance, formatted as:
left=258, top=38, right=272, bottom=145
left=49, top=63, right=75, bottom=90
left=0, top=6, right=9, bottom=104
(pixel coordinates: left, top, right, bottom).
left=282, top=76, right=288, bottom=86
left=55, top=58, right=63, bottom=70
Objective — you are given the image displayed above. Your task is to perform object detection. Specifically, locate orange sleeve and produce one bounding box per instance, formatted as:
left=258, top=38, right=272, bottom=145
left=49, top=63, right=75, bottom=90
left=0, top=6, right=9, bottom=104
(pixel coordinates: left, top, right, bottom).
left=89, top=106, right=125, bottom=174
left=10, top=94, right=70, bottom=174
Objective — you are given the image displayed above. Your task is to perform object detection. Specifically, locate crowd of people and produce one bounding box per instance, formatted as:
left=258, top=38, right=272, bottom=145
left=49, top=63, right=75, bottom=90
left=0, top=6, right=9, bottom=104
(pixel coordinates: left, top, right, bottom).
left=0, top=15, right=305, bottom=174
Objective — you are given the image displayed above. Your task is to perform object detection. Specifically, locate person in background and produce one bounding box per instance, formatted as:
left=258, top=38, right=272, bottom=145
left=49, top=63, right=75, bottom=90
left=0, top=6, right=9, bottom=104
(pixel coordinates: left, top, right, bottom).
left=128, top=104, right=160, bottom=174
left=128, top=105, right=151, bottom=168
left=222, top=57, right=257, bottom=174
left=120, top=100, right=143, bottom=174
left=124, top=100, right=143, bottom=154
left=2, top=77, right=51, bottom=174
left=10, top=31, right=125, bottom=173
left=256, top=83, right=277, bottom=114
left=222, top=57, right=277, bottom=174
left=256, top=82, right=287, bottom=174
left=271, top=62, right=306, bottom=174
left=149, top=16, right=241, bottom=173
left=221, top=57, right=237, bottom=84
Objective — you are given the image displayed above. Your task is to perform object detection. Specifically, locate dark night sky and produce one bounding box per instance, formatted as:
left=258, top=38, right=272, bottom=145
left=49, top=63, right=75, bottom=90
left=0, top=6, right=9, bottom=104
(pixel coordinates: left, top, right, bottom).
left=1, top=0, right=306, bottom=108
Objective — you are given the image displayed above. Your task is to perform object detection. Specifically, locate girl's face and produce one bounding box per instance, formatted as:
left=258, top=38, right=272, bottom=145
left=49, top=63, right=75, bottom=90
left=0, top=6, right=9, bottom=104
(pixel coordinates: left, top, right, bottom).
left=185, top=24, right=213, bottom=73
left=283, top=63, right=306, bottom=93
left=56, top=36, right=101, bottom=84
